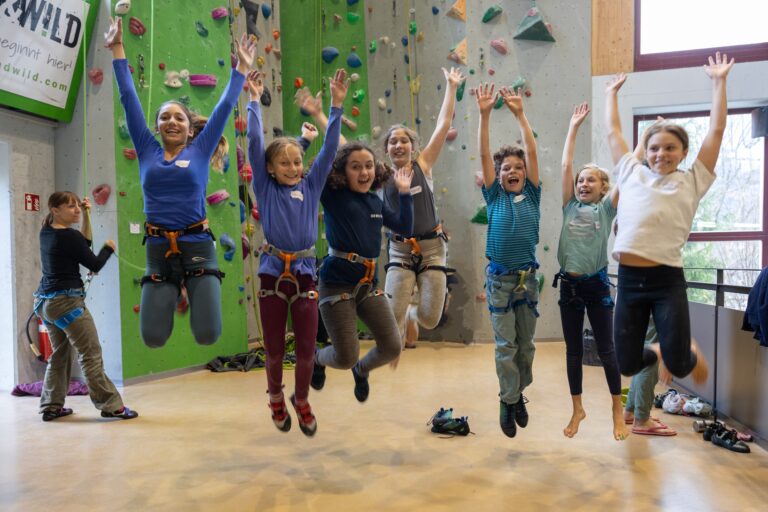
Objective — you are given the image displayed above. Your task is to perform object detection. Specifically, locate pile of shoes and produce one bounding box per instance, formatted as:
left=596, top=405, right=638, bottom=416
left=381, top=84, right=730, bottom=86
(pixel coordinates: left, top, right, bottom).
left=427, top=407, right=472, bottom=437
left=654, top=389, right=713, bottom=417
left=694, top=419, right=752, bottom=453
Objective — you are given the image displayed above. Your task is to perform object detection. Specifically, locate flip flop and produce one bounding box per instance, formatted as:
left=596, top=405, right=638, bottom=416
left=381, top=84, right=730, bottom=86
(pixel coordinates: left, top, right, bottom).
left=632, top=424, right=677, bottom=436
left=625, top=415, right=666, bottom=427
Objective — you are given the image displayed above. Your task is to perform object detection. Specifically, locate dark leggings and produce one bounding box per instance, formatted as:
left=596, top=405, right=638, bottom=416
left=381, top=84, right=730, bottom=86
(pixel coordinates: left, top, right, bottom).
left=614, top=264, right=697, bottom=377
left=558, top=273, right=622, bottom=396
left=258, top=273, right=318, bottom=401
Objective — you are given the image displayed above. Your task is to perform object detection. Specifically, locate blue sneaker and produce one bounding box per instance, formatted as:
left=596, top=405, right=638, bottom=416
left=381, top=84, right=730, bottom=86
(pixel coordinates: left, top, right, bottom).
left=500, top=401, right=516, bottom=438
left=351, top=366, right=369, bottom=402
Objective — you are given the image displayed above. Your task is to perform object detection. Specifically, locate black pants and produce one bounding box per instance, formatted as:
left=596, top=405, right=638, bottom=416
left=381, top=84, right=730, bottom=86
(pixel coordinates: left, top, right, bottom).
left=614, top=264, right=697, bottom=377
left=558, top=273, right=621, bottom=395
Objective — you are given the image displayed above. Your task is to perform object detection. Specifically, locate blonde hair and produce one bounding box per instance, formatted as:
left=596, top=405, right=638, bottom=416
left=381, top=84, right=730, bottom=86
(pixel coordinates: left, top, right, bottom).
left=574, top=164, right=611, bottom=198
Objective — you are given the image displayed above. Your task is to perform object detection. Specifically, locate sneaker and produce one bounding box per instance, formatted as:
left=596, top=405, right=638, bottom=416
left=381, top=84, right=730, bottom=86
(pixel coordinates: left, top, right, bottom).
left=431, top=416, right=471, bottom=436
left=514, top=395, right=529, bottom=428
left=351, top=366, right=369, bottom=402
left=289, top=394, right=317, bottom=437
left=429, top=407, right=454, bottom=427
left=499, top=401, right=517, bottom=438
left=311, top=361, right=326, bottom=391
left=268, top=397, right=292, bottom=432
left=703, top=421, right=725, bottom=442
left=42, top=407, right=73, bottom=422
left=712, top=429, right=751, bottom=453
left=100, top=406, right=139, bottom=420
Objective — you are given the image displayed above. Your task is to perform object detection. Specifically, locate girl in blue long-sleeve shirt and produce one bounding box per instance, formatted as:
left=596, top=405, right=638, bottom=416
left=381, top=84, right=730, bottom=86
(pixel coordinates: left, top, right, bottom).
left=247, top=69, right=347, bottom=436
left=106, top=17, right=255, bottom=348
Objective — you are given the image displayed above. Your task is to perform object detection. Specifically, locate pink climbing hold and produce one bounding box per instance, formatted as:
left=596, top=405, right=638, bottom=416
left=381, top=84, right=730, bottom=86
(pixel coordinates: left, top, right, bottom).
left=92, top=184, right=111, bottom=206
left=488, top=69, right=496, bottom=76
left=189, top=74, right=217, bottom=87
left=490, top=38, right=508, bottom=55
left=211, top=7, right=228, bottom=19
left=239, top=163, right=252, bottom=183
left=88, top=68, right=103, bottom=85
left=241, top=233, right=250, bottom=260
left=206, top=189, right=230, bottom=205
left=446, top=127, right=458, bottom=141
left=122, top=148, right=137, bottom=160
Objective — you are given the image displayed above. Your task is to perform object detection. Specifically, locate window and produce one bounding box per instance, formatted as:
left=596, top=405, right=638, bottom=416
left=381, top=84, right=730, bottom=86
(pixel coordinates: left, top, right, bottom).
left=634, top=109, right=767, bottom=309
left=635, top=0, right=768, bottom=71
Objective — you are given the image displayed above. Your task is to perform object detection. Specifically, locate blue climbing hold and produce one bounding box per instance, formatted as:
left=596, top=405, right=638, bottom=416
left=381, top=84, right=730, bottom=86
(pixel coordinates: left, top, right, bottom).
left=416, top=117, right=421, bottom=124
left=322, top=46, right=340, bottom=64
left=223, top=154, right=230, bottom=173
left=239, top=201, right=246, bottom=223
left=220, top=233, right=236, bottom=261
left=347, top=52, right=362, bottom=68
left=387, top=108, right=392, bottom=114
left=238, top=285, right=245, bottom=292
left=261, top=4, right=272, bottom=19
left=384, top=89, right=391, bottom=97
left=217, top=58, right=225, bottom=67
left=432, top=6, right=439, bottom=15
left=401, top=36, right=408, bottom=47
left=437, top=84, right=442, bottom=91
left=347, top=0, right=360, bottom=5
left=404, top=54, right=410, bottom=64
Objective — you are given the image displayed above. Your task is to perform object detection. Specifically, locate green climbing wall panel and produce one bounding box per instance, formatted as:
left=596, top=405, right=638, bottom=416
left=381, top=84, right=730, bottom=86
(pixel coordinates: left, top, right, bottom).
left=112, top=0, right=246, bottom=379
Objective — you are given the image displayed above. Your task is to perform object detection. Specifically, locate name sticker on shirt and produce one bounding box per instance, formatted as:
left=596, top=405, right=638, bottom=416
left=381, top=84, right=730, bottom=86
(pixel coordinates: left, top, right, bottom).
left=410, top=185, right=423, bottom=196
left=290, top=190, right=304, bottom=201
left=513, top=194, right=526, bottom=203
left=175, top=160, right=190, bottom=168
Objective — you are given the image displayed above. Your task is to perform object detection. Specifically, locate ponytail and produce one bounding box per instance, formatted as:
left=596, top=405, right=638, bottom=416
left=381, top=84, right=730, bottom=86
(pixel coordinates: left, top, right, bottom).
left=43, top=191, right=80, bottom=227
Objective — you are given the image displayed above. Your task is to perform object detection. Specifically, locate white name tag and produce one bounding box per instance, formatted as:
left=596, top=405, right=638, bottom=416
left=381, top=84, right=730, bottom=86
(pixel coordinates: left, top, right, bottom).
left=410, top=185, right=422, bottom=195
left=513, top=194, right=526, bottom=203
left=175, top=160, right=190, bottom=168
left=290, top=190, right=304, bottom=201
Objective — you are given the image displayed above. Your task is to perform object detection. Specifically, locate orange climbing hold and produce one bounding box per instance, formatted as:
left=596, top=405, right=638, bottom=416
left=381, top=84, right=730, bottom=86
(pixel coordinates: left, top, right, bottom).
left=272, top=30, right=280, bottom=40
left=294, top=77, right=304, bottom=89
left=234, top=116, right=246, bottom=133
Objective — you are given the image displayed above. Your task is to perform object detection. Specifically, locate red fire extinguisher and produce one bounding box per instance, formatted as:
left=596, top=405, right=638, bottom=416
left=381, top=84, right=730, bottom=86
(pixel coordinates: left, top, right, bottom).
left=28, top=315, right=53, bottom=362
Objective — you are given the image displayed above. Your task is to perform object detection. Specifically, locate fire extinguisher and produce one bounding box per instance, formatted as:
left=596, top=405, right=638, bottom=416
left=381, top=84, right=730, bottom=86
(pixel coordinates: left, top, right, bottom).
left=25, top=311, right=52, bottom=362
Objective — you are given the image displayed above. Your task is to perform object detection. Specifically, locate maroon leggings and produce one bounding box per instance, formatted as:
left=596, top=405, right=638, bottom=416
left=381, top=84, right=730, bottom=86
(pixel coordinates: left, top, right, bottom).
left=258, top=273, right=318, bottom=401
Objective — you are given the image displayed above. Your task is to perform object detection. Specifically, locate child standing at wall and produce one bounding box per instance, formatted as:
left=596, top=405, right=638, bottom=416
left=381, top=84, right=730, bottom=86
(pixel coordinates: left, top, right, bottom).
left=35, top=192, right=138, bottom=422
left=247, top=69, right=347, bottom=436
left=556, top=102, right=626, bottom=440
left=311, top=143, right=413, bottom=402
left=605, top=52, right=735, bottom=383
left=475, top=83, right=541, bottom=438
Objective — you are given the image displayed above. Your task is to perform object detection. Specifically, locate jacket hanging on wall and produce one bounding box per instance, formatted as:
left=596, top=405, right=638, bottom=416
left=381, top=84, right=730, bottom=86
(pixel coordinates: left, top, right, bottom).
left=741, top=266, right=768, bottom=347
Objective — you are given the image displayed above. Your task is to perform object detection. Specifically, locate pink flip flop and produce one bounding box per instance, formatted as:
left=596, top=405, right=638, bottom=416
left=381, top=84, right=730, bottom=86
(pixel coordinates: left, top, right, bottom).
left=632, top=424, right=677, bottom=436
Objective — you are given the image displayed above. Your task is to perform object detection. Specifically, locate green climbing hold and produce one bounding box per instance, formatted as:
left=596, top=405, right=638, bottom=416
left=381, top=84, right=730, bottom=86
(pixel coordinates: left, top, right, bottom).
left=469, top=69, right=475, bottom=75
left=118, top=120, right=130, bottom=140
left=543, top=245, right=550, bottom=252
left=455, top=80, right=466, bottom=102
left=195, top=21, right=208, bottom=37
left=482, top=5, right=503, bottom=23
left=514, top=7, right=556, bottom=42
left=409, top=21, right=417, bottom=34
left=352, top=89, right=366, bottom=103
left=537, top=274, right=545, bottom=293
left=177, top=95, right=191, bottom=106
left=512, top=76, right=526, bottom=94
left=471, top=205, right=488, bottom=225
left=533, top=130, right=538, bottom=139
left=347, top=12, right=360, bottom=23
left=369, top=40, right=377, bottom=53
left=493, top=96, right=504, bottom=109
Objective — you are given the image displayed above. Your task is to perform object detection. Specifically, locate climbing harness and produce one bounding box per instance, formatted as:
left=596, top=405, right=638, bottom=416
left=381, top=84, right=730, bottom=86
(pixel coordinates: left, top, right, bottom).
left=319, top=248, right=385, bottom=307
left=143, top=219, right=215, bottom=258
left=257, top=243, right=319, bottom=304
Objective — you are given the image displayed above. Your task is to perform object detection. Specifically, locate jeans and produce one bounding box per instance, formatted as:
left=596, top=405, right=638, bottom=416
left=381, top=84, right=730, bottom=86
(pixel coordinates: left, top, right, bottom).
left=625, top=320, right=659, bottom=421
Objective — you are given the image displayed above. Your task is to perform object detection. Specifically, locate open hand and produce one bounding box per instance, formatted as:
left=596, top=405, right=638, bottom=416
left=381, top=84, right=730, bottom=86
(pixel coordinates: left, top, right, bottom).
left=443, top=66, right=465, bottom=89
left=570, top=102, right=590, bottom=129
left=704, top=51, right=735, bottom=80
left=606, top=73, right=627, bottom=95
left=499, top=86, right=524, bottom=117
left=104, top=17, right=122, bottom=48
left=234, top=33, right=257, bottom=73
left=294, top=87, right=323, bottom=116
left=246, top=70, right=264, bottom=101
left=329, top=68, right=349, bottom=108
left=393, top=166, right=414, bottom=193
left=474, top=82, right=497, bottom=115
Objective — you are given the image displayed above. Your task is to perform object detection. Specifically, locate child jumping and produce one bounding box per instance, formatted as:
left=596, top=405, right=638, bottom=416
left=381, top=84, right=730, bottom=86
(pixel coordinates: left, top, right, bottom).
left=475, top=83, right=541, bottom=438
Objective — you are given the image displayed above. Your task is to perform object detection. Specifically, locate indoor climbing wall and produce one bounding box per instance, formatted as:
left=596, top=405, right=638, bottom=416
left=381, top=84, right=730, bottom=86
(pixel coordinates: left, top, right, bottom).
left=364, top=0, right=592, bottom=341
left=111, top=0, right=248, bottom=378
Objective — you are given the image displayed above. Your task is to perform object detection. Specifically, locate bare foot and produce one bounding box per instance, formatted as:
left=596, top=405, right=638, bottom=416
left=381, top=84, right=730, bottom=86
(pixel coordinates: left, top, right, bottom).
left=613, top=399, right=630, bottom=441
left=563, top=408, right=587, bottom=438
left=690, top=339, right=709, bottom=384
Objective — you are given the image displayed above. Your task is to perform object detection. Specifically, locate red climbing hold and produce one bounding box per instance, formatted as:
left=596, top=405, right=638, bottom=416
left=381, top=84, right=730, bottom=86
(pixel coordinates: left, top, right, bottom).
left=92, top=184, right=111, bottom=205
left=251, top=207, right=260, bottom=221
left=239, top=163, right=253, bottom=183
left=88, top=68, right=103, bottom=85
left=273, top=30, right=280, bottom=40
left=133, top=304, right=140, bottom=313
left=123, top=148, right=137, bottom=160
left=234, top=116, right=247, bottom=133
left=159, top=62, right=166, bottom=70
left=294, top=77, right=304, bottom=89
left=351, top=106, right=361, bottom=117
left=128, top=16, right=146, bottom=36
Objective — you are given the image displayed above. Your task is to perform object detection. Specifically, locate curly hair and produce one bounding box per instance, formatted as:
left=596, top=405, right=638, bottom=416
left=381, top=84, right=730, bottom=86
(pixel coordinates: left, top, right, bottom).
left=326, top=142, right=393, bottom=191
left=492, top=145, right=526, bottom=176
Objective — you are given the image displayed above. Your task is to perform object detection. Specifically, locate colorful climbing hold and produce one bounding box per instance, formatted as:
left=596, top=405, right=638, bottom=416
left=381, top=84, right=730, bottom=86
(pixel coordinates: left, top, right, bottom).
left=294, top=77, right=304, bottom=89
left=92, top=184, right=111, bottom=206
left=347, top=12, right=360, bottom=23
left=128, top=16, right=145, bottom=36
left=401, top=36, right=408, bottom=47
left=384, top=89, right=391, bottom=97
left=432, top=6, right=439, bottom=15
left=447, top=0, right=466, bottom=21
left=211, top=7, right=228, bottom=20
left=220, top=233, right=236, bottom=261
left=217, top=58, right=225, bottom=67
left=378, top=98, right=386, bottom=110
left=446, top=127, right=458, bottom=141
left=351, top=106, right=360, bottom=117
left=350, top=73, right=360, bottom=82
left=261, top=87, right=272, bottom=107
left=347, top=52, right=362, bottom=68
left=493, top=95, right=504, bottom=109
left=239, top=163, right=252, bottom=183
left=404, top=54, right=410, bottom=64
left=158, top=62, right=166, bottom=70
left=189, top=74, right=217, bottom=87
left=87, top=68, right=103, bottom=85
left=115, top=0, right=131, bottom=15
left=122, top=148, right=137, bottom=160
left=525, top=89, right=532, bottom=97
left=234, top=116, right=246, bottom=134
left=409, top=21, right=417, bottom=34
left=347, top=0, right=360, bottom=5
left=265, top=43, right=272, bottom=54
left=352, top=89, right=366, bottom=103
left=455, top=80, right=466, bottom=101
left=512, top=76, right=526, bottom=94
left=482, top=5, right=503, bottom=23
left=256, top=56, right=265, bottom=68
left=118, top=120, right=130, bottom=140
left=273, top=30, right=280, bottom=40
left=469, top=69, right=475, bottom=75
left=322, top=47, right=340, bottom=64
left=490, top=38, right=508, bottom=55
left=195, top=21, right=208, bottom=37
left=261, top=4, right=272, bottom=19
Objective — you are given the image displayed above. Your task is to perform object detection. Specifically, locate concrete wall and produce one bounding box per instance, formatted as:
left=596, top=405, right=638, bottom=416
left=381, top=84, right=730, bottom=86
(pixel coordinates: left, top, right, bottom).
left=366, top=0, right=592, bottom=342
left=0, top=109, right=56, bottom=388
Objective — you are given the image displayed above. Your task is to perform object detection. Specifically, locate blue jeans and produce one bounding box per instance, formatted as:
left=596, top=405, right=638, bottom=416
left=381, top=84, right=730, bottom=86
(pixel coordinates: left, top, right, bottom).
left=486, top=266, right=538, bottom=404
left=625, top=320, right=659, bottom=421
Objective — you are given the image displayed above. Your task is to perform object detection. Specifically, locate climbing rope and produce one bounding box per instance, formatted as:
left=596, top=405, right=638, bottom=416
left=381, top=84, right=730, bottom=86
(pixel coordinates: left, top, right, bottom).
left=405, top=0, right=417, bottom=130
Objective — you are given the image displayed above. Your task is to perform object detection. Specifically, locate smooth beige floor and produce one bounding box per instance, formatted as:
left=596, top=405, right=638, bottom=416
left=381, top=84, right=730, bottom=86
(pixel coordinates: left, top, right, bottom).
left=2, top=341, right=767, bottom=512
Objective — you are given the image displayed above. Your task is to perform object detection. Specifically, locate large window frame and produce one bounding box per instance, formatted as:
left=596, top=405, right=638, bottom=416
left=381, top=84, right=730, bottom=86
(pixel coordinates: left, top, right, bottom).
left=634, top=0, right=768, bottom=72
left=633, top=108, right=768, bottom=266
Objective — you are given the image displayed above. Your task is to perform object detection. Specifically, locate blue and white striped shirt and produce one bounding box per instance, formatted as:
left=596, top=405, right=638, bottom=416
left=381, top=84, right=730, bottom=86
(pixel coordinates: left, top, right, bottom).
left=482, top=179, right=541, bottom=269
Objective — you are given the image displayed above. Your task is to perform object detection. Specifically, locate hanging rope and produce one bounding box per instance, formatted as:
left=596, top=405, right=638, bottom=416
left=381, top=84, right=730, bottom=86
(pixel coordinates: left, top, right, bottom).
left=405, top=0, right=417, bottom=129
left=146, top=0, right=155, bottom=123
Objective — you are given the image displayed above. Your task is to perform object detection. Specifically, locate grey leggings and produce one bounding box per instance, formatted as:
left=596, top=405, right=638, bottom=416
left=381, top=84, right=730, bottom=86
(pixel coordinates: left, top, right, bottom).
left=384, top=237, right=447, bottom=337
left=37, top=295, right=124, bottom=413
left=316, top=281, right=401, bottom=377
left=141, top=240, right=222, bottom=347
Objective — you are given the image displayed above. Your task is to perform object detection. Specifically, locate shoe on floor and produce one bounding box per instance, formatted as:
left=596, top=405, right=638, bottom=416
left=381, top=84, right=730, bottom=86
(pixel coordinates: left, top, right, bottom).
left=311, top=361, right=326, bottom=391
left=289, top=394, right=317, bottom=437
left=431, top=416, right=471, bottom=436
left=499, top=400, right=517, bottom=438
left=351, top=366, right=369, bottom=402
left=268, top=397, right=292, bottom=433
left=514, top=395, right=529, bottom=428
left=429, top=407, right=454, bottom=427
left=703, top=421, right=726, bottom=442
left=712, top=429, right=750, bottom=453
left=42, top=407, right=73, bottom=422
left=100, top=406, right=138, bottom=420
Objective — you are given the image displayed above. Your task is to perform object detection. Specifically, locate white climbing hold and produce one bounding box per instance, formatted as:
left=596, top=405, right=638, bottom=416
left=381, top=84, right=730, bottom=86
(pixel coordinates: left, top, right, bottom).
left=378, top=98, right=387, bottom=110
left=380, top=36, right=390, bottom=45
left=115, top=0, right=131, bottom=15
left=350, top=73, right=360, bottom=82
left=372, top=126, right=382, bottom=138
left=164, top=71, right=183, bottom=88
left=179, top=69, right=190, bottom=79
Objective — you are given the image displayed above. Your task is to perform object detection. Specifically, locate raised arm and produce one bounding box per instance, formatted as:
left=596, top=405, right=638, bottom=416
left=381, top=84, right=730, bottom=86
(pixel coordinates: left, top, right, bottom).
left=246, top=71, right=269, bottom=195
left=294, top=87, right=348, bottom=145
left=605, top=73, right=630, bottom=165
left=104, top=16, right=125, bottom=59
left=500, top=86, right=539, bottom=187
left=417, top=67, right=465, bottom=175
left=80, top=197, right=93, bottom=242
left=475, top=82, right=497, bottom=189
left=696, top=52, right=735, bottom=173
left=562, top=102, right=590, bottom=207
left=308, top=69, right=348, bottom=188
left=383, top=167, right=415, bottom=234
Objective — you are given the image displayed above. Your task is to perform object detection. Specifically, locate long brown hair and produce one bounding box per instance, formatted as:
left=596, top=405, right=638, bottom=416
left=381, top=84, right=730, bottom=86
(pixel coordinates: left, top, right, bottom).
left=43, top=191, right=79, bottom=227
left=154, top=101, right=229, bottom=173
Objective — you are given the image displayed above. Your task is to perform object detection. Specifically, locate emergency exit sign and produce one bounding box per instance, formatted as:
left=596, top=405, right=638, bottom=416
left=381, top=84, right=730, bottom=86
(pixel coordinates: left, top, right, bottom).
left=24, top=194, right=40, bottom=212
